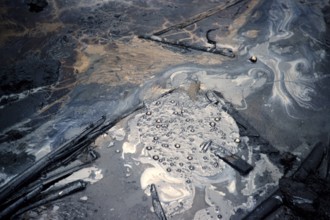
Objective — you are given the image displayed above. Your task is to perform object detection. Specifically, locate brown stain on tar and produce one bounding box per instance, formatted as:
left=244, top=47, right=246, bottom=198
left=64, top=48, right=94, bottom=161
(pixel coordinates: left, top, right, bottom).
left=74, top=37, right=224, bottom=86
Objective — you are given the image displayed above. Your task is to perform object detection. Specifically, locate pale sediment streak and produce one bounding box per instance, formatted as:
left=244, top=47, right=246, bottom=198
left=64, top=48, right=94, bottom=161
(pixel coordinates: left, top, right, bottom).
left=0, top=85, right=50, bottom=109
left=269, top=0, right=295, bottom=42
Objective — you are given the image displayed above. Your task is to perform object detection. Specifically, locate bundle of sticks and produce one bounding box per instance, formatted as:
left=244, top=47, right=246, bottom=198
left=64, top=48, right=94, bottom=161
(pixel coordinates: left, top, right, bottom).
left=0, top=104, right=143, bottom=219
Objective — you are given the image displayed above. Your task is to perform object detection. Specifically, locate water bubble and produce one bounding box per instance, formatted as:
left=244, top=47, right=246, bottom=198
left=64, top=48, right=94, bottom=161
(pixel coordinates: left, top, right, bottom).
left=234, top=138, right=240, bottom=143
left=213, top=162, right=219, bottom=168
left=217, top=214, right=222, bottom=219
left=146, top=146, right=152, bottom=150
left=161, top=143, right=169, bottom=148
left=215, top=117, right=221, bottom=121
left=166, top=168, right=172, bottom=172
left=153, top=137, right=159, bottom=141
left=203, top=156, right=208, bottom=160
left=179, top=162, right=184, bottom=167
left=155, top=101, right=161, bottom=105
left=156, top=125, right=161, bottom=128
left=210, top=122, right=216, bottom=127
left=153, top=155, right=159, bottom=160
left=189, top=165, right=195, bottom=170
left=174, top=144, right=181, bottom=148
left=186, top=118, right=191, bottom=122
left=186, top=179, right=191, bottom=183
left=146, top=111, right=152, bottom=115
left=187, top=156, right=193, bottom=160
left=170, top=100, right=175, bottom=104
left=159, top=158, right=165, bottom=162
left=190, top=129, right=195, bottom=132
left=156, top=119, right=162, bottom=123
left=170, top=162, right=175, bottom=166
left=176, top=169, right=182, bottom=172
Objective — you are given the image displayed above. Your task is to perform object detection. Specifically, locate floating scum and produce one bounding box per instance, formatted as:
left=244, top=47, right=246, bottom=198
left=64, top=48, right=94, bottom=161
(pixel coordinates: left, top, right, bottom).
left=116, top=88, right=256, bottom=219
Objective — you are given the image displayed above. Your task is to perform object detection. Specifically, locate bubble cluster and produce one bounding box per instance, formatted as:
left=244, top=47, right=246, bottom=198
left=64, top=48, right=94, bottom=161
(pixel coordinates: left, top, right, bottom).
left=126, top=91, right=240, bottom=183
left=123, top=90, right=240, bottom=216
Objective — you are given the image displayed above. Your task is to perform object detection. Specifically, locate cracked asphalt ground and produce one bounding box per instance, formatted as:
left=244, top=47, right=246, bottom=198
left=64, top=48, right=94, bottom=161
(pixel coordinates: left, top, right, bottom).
left=0, top=0, right=330, bottom=219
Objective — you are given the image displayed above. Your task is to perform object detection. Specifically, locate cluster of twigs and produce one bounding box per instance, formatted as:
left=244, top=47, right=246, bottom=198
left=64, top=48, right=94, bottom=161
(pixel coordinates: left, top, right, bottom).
left=0, top=116, right=105, bottom=218
left=0, top=104, right=143, bottom=219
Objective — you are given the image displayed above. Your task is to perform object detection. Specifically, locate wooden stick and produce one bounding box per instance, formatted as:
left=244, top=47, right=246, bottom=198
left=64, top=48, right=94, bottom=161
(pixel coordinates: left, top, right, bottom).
left=153, top=0, right=244, bottom=36
left=139, top=35, right=235, bottom=58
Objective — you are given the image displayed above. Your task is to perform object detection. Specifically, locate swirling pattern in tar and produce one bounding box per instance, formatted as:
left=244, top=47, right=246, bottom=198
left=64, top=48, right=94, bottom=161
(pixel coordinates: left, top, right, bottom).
left=244, top=0, right=329, bottom=117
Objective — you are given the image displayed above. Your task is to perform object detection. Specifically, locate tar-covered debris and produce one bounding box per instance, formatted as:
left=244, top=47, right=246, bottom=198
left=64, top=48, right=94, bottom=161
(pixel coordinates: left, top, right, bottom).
left=26, top=0, right=48, bottom=13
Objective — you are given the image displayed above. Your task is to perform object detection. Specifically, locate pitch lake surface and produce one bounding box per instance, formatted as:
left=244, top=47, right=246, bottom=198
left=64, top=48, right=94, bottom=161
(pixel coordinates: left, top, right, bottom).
left=0, top=0, right=330, bottom=219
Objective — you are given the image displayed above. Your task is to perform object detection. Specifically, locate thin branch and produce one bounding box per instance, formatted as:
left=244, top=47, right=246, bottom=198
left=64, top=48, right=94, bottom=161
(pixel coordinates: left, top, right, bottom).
left=153, top=0, right=244, bottom=36
left=139, top=34, right=235, bottom=58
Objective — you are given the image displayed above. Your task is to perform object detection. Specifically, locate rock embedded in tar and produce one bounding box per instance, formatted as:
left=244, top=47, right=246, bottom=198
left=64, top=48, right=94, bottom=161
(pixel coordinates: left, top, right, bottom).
left=249, top=55, right=257, bottom=63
